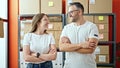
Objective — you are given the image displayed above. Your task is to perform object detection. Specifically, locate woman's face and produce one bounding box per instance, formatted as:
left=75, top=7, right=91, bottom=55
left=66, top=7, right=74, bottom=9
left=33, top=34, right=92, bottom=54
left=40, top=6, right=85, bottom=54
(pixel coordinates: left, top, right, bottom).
left=38, top=15, right=50, bottom=30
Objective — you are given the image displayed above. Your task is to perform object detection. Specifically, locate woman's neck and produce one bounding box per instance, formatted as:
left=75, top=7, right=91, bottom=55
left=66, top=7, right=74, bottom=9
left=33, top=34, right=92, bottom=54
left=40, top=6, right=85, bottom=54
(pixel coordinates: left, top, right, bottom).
left=34, top=29, right=45, bottom=35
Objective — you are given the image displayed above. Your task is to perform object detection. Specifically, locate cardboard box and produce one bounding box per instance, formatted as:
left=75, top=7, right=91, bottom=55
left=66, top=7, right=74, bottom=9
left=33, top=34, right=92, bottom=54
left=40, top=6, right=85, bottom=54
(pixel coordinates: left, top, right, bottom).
left=47, top=30, right=55, bottom=37
left=94, top=16, right=109, bottom=24
left=41, top=0, right=62, bottom=14
left=96, top=54, right=109, bottom=63
left=96, top=24, right=109, bottom=33
left=19, top=0, right=40, bottom=14
left=84, top=16, right=94, bottom=22
left=55, top=38, right=59, bottom=48
left=54, top=31, right=61, bottom=47
left=66, top=0, right=88, bottom=14
left=89, top=0, right=112, bottom=13
left=0, top=21, right=4, bottom=38
left=48, top=22, right=62, bottom=30
left=54, top=31, right=61, bottom=39
left=98, top=46, right=109, bottom=54
left=54, top=22, right=62, bottom=30
left=99, top=32, right=109, bottom=41
left=48, top=23, right=54, bottom=30
left=48, top=16, right=62, bottom=22
left=24, top=23, right=32, bottom=34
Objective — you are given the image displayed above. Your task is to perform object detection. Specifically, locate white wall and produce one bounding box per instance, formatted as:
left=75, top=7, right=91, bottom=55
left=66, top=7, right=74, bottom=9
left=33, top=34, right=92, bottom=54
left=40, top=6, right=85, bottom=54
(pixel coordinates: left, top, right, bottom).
left=0, top=0, right=8, bottom=19
left=0, top=0, right=8, bottom=67
left=0, top=22, right=8, bottom=68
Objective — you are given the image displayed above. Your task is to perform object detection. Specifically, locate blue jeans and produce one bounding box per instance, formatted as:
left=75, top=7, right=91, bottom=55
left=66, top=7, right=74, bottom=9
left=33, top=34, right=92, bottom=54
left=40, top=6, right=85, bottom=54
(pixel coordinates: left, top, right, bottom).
left=27, top=61, right=53, bottom=68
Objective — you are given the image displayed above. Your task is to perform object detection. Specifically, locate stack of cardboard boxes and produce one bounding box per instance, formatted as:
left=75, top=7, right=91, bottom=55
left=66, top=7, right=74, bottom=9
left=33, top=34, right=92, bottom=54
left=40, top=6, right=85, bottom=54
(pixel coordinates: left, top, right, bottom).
left=47, top=16, right=62, bottom=48
left=89, top=0, right=112, bottom=13
left=66, top=0, right=112, bottom=13
left=95, top=16, right=109, bottom=41
left=41, top=0, right=62, bottom=14
left=20, top=0, right=40, bottom=14
left=20, top=0, right=62, bottom=15
left=96, top=46, right=109, bottom=63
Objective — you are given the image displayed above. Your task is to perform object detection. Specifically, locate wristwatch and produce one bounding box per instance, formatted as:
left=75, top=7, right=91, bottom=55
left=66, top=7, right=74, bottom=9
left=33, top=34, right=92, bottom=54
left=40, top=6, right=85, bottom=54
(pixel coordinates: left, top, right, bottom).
left=36, top=52, right=40, bottom=58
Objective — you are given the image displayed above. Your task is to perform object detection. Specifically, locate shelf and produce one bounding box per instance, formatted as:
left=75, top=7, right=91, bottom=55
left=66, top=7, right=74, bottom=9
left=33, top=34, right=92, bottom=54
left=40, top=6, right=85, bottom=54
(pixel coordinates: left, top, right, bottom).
left=84, top=13, right=115, bottom=16
left=20, top=14, right=64, bottom=17
left=98, top=41, right=116, bottom=45
left=97, top=63, right=115, bottom=67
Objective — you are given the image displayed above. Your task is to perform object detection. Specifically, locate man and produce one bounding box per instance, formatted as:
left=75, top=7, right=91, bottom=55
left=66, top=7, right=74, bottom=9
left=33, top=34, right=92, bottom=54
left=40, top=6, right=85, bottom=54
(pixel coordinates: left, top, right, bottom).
left=59, top=2, right=99, bottom=68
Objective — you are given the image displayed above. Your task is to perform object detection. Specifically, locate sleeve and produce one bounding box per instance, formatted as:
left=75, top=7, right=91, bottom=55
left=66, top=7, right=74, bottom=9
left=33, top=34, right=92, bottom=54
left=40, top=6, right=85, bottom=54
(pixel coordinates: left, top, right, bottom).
left=89, top=24, right=99, bottom=40
left=60, top=26, right=67, bottom=38
left=23, top=33, right=31, bottom=46
left=50, top=34, right=55, bottom=45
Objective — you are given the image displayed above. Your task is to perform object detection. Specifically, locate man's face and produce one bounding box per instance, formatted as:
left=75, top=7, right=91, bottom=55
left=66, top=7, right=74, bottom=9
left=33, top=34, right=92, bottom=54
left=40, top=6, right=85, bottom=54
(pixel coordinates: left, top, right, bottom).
left=68, top=5, right=80, bottom=22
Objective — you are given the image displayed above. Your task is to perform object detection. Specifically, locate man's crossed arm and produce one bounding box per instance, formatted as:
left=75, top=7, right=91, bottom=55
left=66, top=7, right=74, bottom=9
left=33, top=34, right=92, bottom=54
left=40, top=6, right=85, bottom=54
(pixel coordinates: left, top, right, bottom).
left=59, top=36, right=98, bottom=54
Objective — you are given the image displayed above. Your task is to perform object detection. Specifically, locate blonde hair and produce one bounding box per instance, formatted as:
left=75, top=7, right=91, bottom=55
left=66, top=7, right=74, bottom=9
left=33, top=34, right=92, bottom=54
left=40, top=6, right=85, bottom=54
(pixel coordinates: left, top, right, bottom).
left=30, top=13, right=48, bottom=33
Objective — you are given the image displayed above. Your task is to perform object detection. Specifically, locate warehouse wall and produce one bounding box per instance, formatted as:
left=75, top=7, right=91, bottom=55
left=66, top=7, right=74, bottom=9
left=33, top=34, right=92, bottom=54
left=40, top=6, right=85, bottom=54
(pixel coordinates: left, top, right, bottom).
left=8, top=0, right=120, bottom=68
left=113, top=0, right=120, bottom=68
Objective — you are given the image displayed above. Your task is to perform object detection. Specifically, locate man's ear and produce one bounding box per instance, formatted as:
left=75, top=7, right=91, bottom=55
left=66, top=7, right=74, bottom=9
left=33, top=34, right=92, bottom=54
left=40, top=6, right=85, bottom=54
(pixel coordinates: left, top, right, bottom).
left=78, top=10, right=83, bottom=15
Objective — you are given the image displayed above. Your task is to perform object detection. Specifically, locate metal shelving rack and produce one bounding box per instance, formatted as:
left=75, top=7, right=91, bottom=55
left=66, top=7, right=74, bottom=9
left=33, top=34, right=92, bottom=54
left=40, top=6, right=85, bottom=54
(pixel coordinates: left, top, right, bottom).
left=18, top=14, right=65, bottom=68
left=65, top=13, right=116, bottom=68
left=19, top=14, right=65, bottom=30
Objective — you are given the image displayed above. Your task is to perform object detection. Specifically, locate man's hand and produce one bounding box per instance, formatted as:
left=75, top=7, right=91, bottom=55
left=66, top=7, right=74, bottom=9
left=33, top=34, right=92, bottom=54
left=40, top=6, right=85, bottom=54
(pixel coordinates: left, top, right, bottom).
left=61, top=36, right=71, bottom=43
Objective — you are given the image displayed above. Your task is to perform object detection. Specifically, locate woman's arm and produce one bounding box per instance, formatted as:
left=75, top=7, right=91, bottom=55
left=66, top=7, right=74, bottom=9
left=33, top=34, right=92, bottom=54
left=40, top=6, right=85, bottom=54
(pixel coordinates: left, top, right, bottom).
left=48, top=44, right=57, bottom=60
left=23, top=45, right=44, bottom=62
left=30, top=44, right=57, bottom=61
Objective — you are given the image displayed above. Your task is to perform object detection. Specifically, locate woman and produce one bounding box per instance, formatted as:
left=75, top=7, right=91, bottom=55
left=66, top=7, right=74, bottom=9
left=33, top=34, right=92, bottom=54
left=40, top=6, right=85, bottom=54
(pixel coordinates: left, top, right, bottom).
left=23, top=13, right=57, bottom=68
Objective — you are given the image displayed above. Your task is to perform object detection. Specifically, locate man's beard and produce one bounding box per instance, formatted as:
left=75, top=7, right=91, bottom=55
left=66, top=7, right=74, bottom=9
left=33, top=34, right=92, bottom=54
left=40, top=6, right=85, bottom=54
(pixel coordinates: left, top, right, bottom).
left=71, top=17, right=78, bottom=22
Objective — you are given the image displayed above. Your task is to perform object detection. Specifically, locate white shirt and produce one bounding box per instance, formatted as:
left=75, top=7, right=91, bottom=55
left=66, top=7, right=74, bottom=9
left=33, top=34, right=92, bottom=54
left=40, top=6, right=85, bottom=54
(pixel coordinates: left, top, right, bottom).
left=23, top=33, right=55, bottom=63
left=60, top=21, right=99, bottom=68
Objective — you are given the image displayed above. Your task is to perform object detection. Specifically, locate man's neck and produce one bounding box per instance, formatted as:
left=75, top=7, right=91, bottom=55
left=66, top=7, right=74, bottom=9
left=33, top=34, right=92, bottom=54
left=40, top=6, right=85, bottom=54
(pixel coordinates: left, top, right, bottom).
left=76, top=17, right=85, bottom=26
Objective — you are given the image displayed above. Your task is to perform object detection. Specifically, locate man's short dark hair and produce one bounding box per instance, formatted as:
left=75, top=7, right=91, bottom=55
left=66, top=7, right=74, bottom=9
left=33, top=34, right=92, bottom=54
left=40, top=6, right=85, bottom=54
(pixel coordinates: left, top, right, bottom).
left=69, top=2, right=84, bottom=13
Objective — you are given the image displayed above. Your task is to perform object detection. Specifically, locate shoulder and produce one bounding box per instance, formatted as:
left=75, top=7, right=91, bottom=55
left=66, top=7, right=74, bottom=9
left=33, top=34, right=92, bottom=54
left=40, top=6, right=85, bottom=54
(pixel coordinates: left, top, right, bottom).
left=85, top=21, right=97, bottom=28
left=64, top=23, right=75, bottom=29
left=24, top=33, right=32, bottom=37
left=45, top=33, right=55, bottom=40
left=47, top=33, right=54, bottom=37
